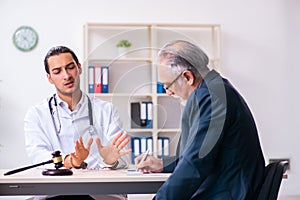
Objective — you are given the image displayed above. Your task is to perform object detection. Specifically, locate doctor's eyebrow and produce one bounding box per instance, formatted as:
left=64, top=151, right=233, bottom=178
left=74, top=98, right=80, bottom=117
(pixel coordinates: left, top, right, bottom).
left=51, top=61, right=76, bottom=71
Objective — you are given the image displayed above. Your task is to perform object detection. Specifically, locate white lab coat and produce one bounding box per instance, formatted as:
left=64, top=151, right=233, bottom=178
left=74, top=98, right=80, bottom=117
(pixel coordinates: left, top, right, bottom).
left=24, top=93, right=130, bottom=169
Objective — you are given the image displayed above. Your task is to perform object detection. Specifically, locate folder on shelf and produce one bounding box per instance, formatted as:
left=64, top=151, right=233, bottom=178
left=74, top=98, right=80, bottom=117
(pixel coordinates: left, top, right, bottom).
left=146, top=101, right=153, bottom=128
left=158, top=137, right=170, bottom=157
left=88, top=66, right=94, bottom=93
left=131, top=137, right=141, bottom=156
left=146, top=137, right=153, bottom=155
left=163, top=137, right=170, bottom=156
left=94, top=66, right=102, bottom=93
left=101, top=66, right=109, bottom=93
left=131, top=137, right=141, bottom=163
left=157, top=137, right=163, bottom=157
left=157, top=82, right=166, bottom=94
left=131, top=101, right=153, bottom=128
left=140, top=137, right=147, bottom=154
left=140, top=102, right=147, bottom=127
left=131, top=102, right=141, bottom=128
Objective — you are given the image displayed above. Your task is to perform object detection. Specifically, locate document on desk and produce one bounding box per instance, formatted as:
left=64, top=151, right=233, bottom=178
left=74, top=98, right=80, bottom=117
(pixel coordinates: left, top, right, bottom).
left=126, top=169, right=169, bottom=177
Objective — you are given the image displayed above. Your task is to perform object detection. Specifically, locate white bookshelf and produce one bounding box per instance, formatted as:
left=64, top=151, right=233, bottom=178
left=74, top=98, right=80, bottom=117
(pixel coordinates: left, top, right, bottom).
left=83, top=23, right=220, bottom=160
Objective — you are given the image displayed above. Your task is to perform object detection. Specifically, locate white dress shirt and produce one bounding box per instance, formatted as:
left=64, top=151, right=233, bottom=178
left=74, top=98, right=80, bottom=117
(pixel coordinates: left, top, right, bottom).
left=24, top=93, right=130, bottom=169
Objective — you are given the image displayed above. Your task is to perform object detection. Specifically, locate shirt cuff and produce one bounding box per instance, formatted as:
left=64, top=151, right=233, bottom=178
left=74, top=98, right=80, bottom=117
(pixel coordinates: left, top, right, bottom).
left=100, top=160, right=119, bottom=169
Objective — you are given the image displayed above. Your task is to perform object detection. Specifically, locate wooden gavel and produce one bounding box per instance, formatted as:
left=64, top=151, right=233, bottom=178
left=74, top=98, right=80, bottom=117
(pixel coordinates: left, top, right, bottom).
left=4, top=151, right=64, bottom=176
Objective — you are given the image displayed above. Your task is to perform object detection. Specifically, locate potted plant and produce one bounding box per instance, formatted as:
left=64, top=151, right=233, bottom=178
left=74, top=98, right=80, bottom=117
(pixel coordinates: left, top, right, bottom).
left=116, top=39, right=132, bottom=48
left=116, top=40, right=132, bottom=57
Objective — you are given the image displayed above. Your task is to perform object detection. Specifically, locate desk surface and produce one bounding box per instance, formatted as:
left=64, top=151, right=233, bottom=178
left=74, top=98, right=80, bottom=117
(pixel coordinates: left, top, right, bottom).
left=0, top=168, right=170, bottom=195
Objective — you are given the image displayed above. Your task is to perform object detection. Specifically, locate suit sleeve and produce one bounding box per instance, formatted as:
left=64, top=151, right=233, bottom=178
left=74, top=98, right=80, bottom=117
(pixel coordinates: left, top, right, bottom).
left=162, top=156, right=178, bottom=173
left=154, top=88, right=226, bottom=199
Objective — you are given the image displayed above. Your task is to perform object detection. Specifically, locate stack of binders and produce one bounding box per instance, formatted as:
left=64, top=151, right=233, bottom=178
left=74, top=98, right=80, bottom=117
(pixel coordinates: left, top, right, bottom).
left=131, top=136, right=153, bottom=163
left=88, top=65, right=109, bottom=93
left=130, top=136, right=170, bottom=163
left=157, top=137, right=170, bottom=158
left=130, top=101, right=153, bottom=128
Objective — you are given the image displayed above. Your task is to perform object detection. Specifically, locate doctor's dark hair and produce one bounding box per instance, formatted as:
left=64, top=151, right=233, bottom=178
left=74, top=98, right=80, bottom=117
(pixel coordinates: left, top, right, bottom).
left=44, top=46, right=79, bottom=74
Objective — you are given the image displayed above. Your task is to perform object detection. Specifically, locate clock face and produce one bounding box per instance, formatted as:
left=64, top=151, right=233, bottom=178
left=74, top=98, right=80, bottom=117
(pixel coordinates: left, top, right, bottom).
left=13, top=26, right=38, bottom=52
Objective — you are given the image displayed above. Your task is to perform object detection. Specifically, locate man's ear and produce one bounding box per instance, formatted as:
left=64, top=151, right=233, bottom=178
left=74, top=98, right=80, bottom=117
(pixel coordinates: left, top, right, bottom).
left=182, top=70, right=195, bottom=86
left=47, top=73, right=54, bottom=84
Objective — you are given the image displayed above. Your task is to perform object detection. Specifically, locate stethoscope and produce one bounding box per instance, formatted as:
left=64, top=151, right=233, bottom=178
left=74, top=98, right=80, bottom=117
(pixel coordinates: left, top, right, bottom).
left=48, top=94, right=95, bottom=135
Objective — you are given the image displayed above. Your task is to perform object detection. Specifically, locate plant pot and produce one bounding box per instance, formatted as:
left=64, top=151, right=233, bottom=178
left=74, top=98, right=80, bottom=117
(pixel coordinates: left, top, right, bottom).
left=117, top=47, right=130, bottom=57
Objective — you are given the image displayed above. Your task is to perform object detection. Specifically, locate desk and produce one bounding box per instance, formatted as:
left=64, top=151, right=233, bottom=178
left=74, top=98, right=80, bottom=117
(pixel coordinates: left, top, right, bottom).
left=0, top=168, right=170, bottom=196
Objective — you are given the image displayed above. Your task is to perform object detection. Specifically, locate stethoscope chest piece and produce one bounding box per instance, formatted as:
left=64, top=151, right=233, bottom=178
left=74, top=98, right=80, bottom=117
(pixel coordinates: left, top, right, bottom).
left=89, top=125, right=95, bottom=136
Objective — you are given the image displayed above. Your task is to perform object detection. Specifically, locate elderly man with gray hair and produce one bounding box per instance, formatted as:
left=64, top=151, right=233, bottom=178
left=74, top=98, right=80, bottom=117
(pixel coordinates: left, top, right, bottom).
left=135, top=40, right=265, bottom=200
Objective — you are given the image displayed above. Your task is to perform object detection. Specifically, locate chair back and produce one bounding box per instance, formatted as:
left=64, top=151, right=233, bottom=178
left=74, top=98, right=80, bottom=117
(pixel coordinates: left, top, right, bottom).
left=257, top=161, right=288, bottom=200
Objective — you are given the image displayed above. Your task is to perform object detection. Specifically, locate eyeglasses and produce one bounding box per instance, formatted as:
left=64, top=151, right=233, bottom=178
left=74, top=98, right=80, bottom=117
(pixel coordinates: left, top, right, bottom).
left=163, top=72, right=182, bottom=90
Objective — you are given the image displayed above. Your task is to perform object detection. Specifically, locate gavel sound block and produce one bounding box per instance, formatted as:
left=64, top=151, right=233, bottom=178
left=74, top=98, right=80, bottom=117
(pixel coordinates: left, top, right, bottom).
left=4, top=151, right=73, bottom=176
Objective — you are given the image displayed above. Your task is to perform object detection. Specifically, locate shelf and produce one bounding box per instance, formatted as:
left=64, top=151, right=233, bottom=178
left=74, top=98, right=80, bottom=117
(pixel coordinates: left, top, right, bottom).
left=89, top=93, right=153, bottom=97
left=157, top=128, right=181, bottom=133
left=83, top=23, right=220, bottom=159
left=126, top=129, right=154, bottom=133
left=87, top=58, right=152, bottom=65
left=125, top=128, right=181, bottom=134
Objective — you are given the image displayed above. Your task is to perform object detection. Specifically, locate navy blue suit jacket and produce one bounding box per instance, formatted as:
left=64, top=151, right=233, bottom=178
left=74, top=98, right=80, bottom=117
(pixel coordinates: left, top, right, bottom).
left=154, top=70, right=265, bottom=200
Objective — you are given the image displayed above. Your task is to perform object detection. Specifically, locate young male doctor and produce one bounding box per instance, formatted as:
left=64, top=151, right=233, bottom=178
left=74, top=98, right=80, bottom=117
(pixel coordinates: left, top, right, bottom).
left=24, top=46, right=131, bottom=200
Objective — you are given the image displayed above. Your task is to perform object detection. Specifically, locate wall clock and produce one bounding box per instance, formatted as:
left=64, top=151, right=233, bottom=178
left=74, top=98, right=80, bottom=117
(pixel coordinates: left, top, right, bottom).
left=13, top=26, right=38, bottom=52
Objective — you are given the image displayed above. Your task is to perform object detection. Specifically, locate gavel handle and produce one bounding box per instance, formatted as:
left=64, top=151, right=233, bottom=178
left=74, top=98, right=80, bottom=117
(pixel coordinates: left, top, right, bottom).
left=4, top=160, right=53, bottom=176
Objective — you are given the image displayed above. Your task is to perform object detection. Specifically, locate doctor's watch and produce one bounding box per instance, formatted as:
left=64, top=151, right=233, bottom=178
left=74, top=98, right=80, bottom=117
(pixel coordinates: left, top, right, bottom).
left=103, top=160, right=119, bottom=169
left=73, top=161, right=88, bottom=169
left=67, top=155, right=88, bottom=169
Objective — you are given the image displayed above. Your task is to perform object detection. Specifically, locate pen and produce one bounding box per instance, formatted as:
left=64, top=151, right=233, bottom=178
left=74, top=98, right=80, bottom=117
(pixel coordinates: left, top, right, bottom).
left=140, top=149, right=150, bottom=164
left=135, top=149, right=150, bottom=171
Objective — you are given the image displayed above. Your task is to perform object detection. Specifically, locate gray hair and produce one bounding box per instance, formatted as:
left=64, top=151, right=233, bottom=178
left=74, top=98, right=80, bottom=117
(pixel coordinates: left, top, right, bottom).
left=157, top=40, right=210, bottom=77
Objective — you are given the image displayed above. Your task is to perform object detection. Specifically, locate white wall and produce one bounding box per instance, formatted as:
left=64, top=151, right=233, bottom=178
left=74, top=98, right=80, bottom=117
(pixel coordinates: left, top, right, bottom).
left=0, top=0, right=299, bottom=196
